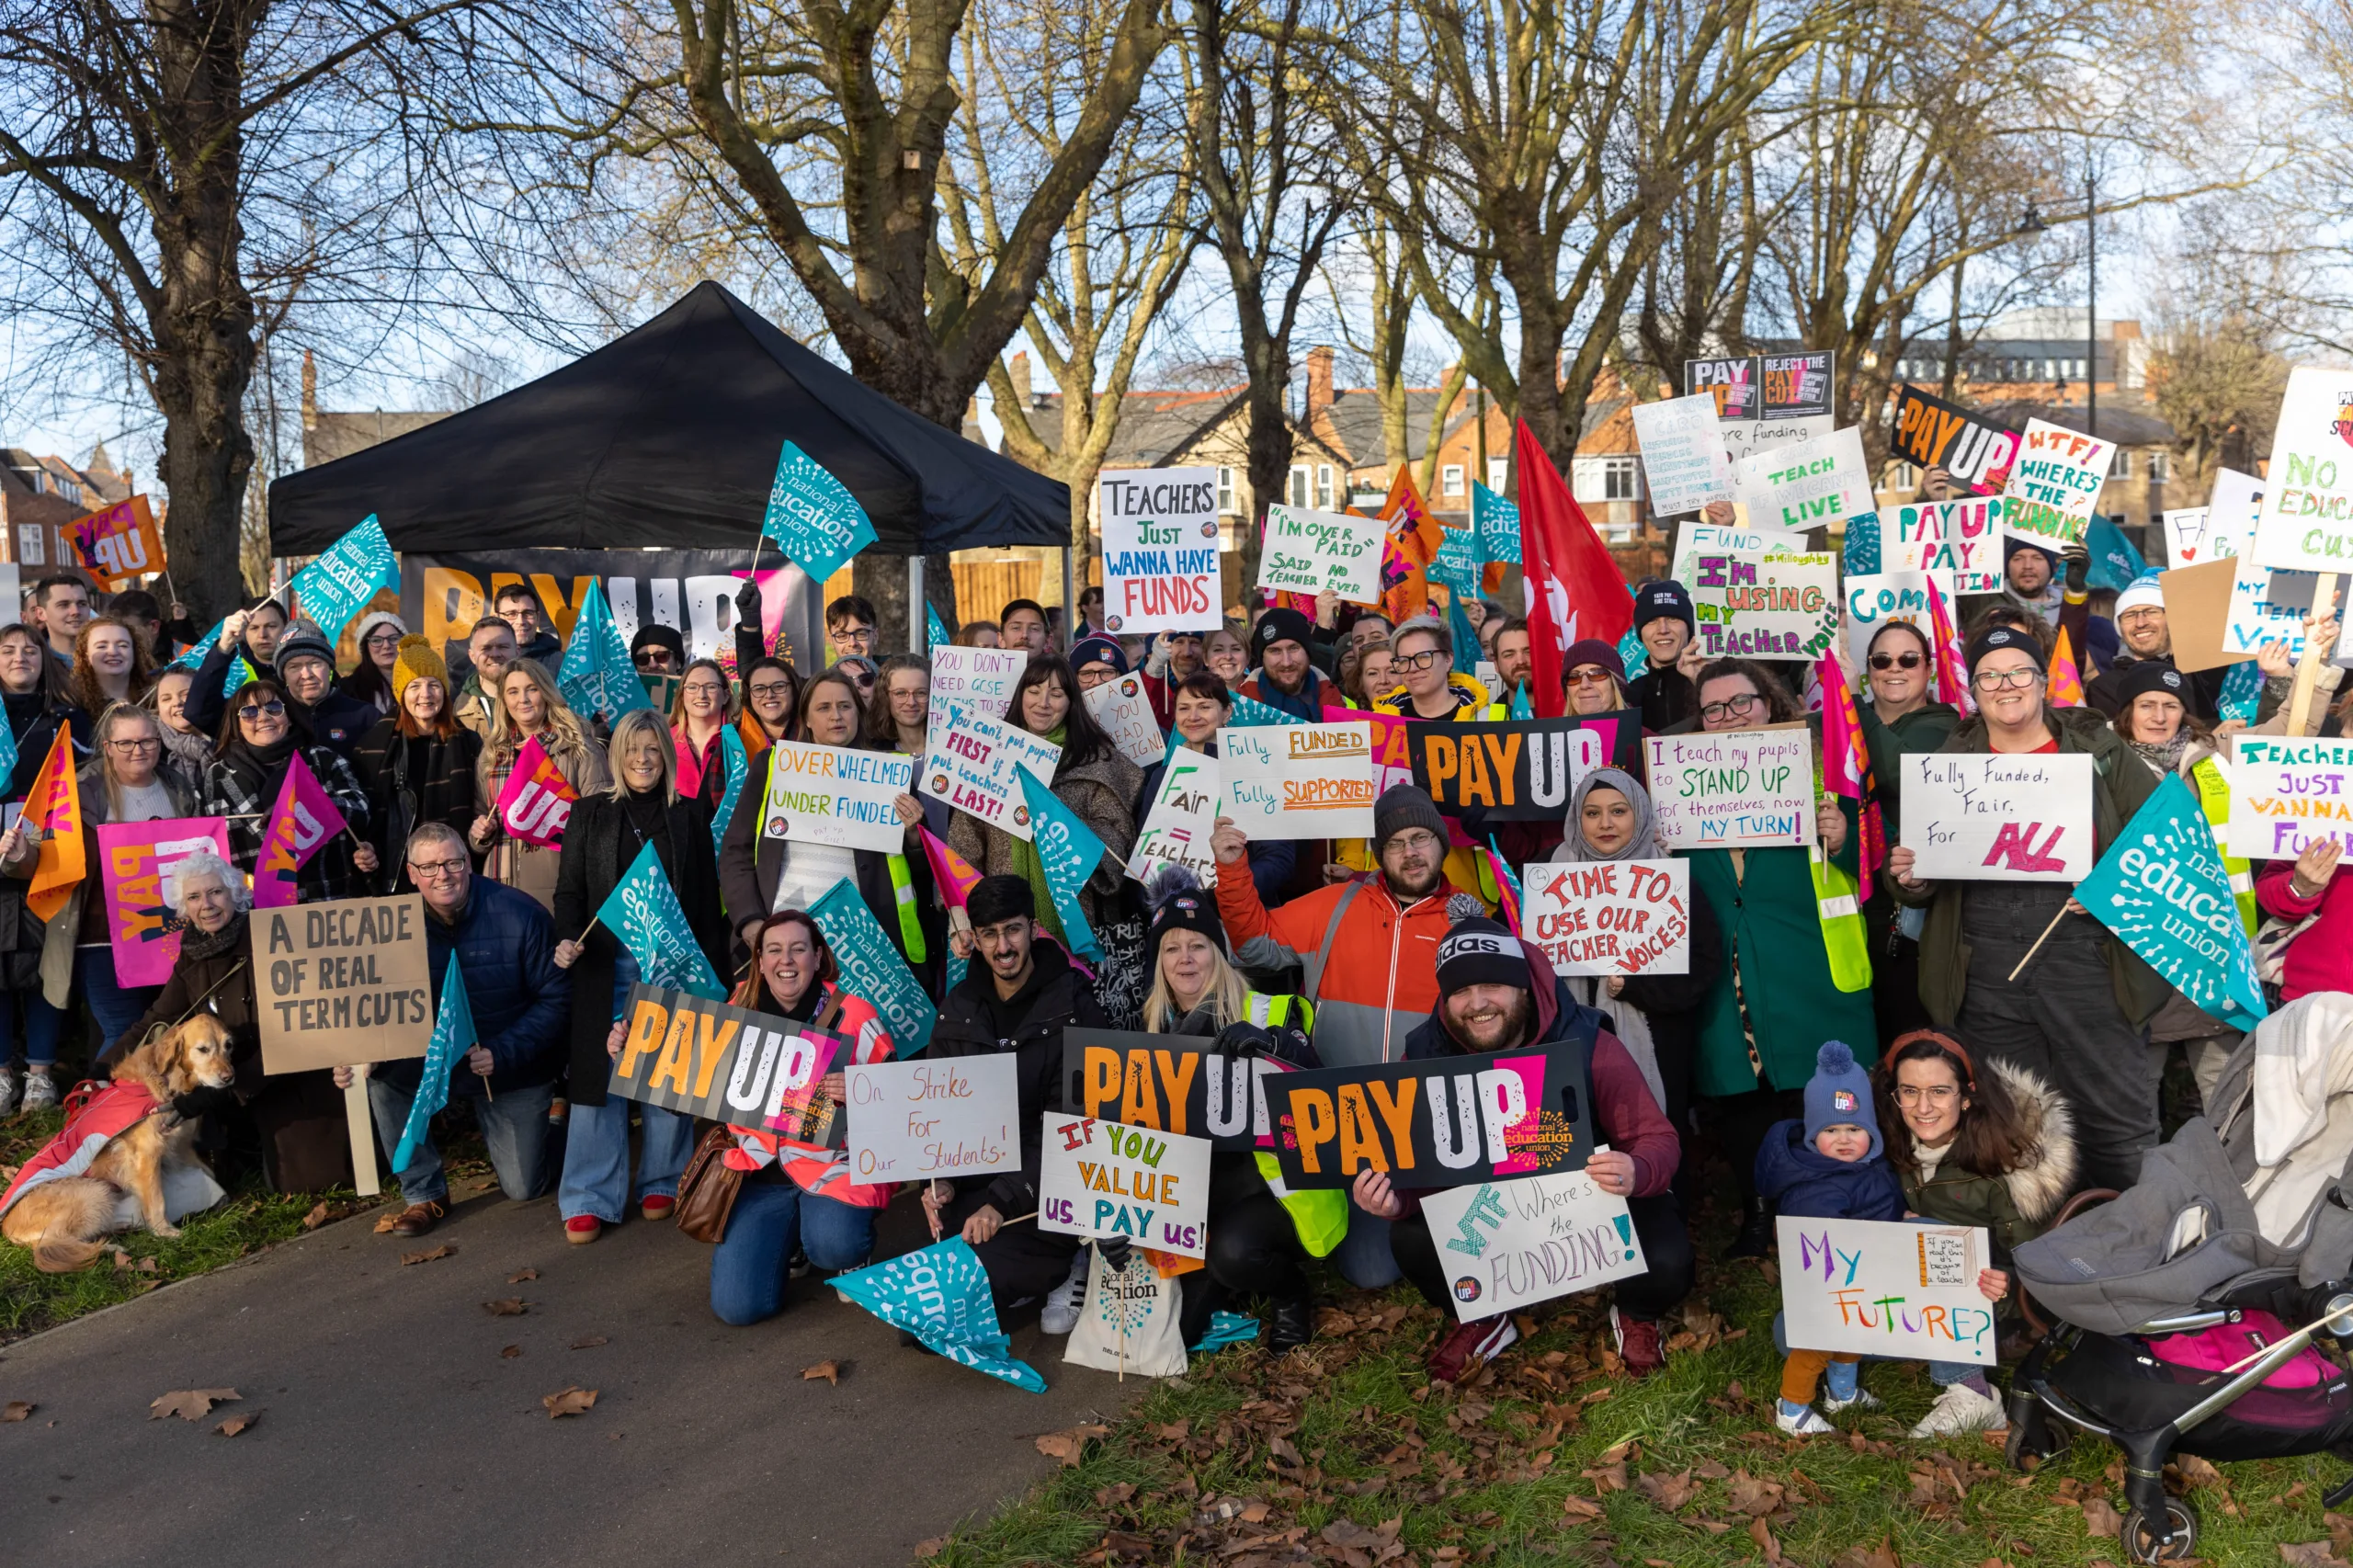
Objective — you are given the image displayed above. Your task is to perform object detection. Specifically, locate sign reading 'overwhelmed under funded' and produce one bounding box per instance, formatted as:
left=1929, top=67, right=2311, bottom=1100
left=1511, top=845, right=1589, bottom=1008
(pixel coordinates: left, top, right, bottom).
left=255, top=895, right=435, bottom=1074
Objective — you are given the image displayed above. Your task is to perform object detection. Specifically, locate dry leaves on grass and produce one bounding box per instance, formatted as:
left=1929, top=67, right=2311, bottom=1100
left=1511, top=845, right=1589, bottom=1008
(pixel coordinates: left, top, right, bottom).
left=1829, top=1538, right=1902, bottom=1568
left=571, top=1335, right=608, bottom=1350
left=400, top=1245, right=454, bottom=1266
left=149, top=1389, right=239, bottom=1422
left=2, top=1401, right=31, bottom=1422
left=801, top=1360, right=840, bottom=1386
left=1634, top=1469, right=1697, bottom=1511
left=1727, top=1469, right=1785, bottom=1517
left=500, top=1346, right=521, bottom=1359
left=1035, top=1424, right=1110, bottom=1466
left=2081, top=1498, right=2124, bottom=1540
left=1750, top=1517, right=1783, bottom=1563
left=2281, top=1545, right=2350, bottom=1568
left=483, top=1298, right=529, bottom=1316
left=1561, top=1495, right=1606, bottom=1523
left=212, top=1413, right=256, bottom=1437
left=542, top=1386, right=597, bottom=1418
left=1320, top=1518, right=1402, bottom=1554
left=509, top=1267, right=538, bottom=1283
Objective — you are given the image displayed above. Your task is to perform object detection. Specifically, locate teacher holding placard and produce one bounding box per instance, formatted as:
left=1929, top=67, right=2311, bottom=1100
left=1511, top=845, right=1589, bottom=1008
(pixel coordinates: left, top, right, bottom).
left=1886, top=626, right=2169, bottom=1191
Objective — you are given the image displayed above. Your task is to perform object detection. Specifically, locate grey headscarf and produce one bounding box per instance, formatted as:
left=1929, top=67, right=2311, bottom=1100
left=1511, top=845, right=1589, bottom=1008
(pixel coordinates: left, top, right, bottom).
left=1564, top=766, right=1661, bottom=862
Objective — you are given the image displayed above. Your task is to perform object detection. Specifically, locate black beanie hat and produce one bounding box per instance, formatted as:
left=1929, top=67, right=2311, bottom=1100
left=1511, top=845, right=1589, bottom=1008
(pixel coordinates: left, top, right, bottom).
left=966, top=873, right=1036, bottom=929
left=1964, top=623, right=2045, bottom=677
left=1143, top=864, right=1226, bottom=958
left=1633, top=581, right=1695, bottom=631
left=1250, top=607, right=1315, bottom=668
left=631, top=622, right=687, bottom=664
left=1372, top=782, right=1448, bottom=854
left=1436, top=915, right=1528, bottom=995
left=2112, top=658, right=2190, bottom=708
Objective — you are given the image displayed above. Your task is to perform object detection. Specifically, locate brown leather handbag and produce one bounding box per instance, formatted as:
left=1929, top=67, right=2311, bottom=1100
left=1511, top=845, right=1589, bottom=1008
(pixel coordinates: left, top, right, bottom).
left=674, top=1125, right=744, bottom=1244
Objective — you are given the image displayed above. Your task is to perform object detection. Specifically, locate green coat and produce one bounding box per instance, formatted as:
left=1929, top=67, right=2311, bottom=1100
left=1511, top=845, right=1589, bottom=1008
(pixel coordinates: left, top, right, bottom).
left=1859, top=699, right=1961, bottom=949
left=1895, top=1062, right=2078, bottom=1269
left=1688, top=791, right=1878, bottom=1098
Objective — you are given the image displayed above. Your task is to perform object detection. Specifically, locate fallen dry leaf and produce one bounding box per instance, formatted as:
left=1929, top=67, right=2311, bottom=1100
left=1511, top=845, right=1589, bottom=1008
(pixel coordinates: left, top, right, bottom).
left=136, top=1256, right=159, bottom=1274
left=1635, top=1469, right=1698, bottom=1511
left=1728, top=1469, right=1786, bottom=1517
left=483, top=1298, right=529, bottom=1316
left=1, top=1401, right=31, bottom=1422
left=542, top=1386, right=597, bottom=1418
left=1829, top=1538, right=1903, bottom=1568
left=509, top=1267, right=539, bottom=1283
left=212, top=1413, right=256, bottom=1437
left=301, top=1200, right=332, bottom=1231
left=2175, top=1454, right=2226, bottom=1491
left=2281, top=1546, right=2349, bottom=1568
left=571, top=1335, right=608, bottom=1350
left=1157, top=1420, right=1190, bottom=1441
left=400, top=1244, right=454, bottom=1266
left=1561, top=1495, right=1606, bottom=1523
left=1751, top=1517, right=1783, bottom=1563
left=500, top=1345, right=522, bottom=1359
left=149, top=1389, right=239, bottom=1422
left=801, top=1360, right=840, bottom=1386
left=372, top=1210, right=401, bottom=1233
left=1696, top=1459, right=1732, bottom=1481
left=914, top=1537, right=948, bottom=1561
left=2082, top=1499, right=2123, bottom=1540
left=1034, top=1424, right=1109, bottom=1467
left=1321, top=1519, right=1399, bottom=1551
left=1582, top=1461, right=1629, bottom=1494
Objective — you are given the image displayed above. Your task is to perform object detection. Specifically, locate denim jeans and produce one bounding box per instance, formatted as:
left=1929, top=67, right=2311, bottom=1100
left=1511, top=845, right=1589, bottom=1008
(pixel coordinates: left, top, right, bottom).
left=710, top=1179, right=879, bottom=1325
left=368, top=1075, right=555, bottom=1206
left=1333, top=1199, right=1401, bottom=1290
left=0, top=986, right=64, bottom=1069
left=76, top=946, right=161, bottom=1058
left=557, top=1097, right=695, bottom=1222
left=1770, top=1312, right=1979, bottom=1387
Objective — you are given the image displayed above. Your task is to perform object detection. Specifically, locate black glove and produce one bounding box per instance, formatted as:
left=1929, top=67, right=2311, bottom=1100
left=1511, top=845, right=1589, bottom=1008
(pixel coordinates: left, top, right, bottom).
left=1097, top=1235, right=1133, bottom=1272
left=2063, top=543, right=2090, bottom=594
left=170, top=1085, right=239, bottom=1121
left=1454, top=803, right=1490, bottom=840
left=735, top=578, right=762, bottom=620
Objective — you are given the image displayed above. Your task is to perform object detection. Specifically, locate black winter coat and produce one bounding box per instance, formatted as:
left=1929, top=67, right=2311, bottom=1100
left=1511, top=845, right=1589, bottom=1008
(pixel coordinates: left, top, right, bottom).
left=927, top=937, right=1108, bottom=1217
left=350, top=717, right=483, bottom=889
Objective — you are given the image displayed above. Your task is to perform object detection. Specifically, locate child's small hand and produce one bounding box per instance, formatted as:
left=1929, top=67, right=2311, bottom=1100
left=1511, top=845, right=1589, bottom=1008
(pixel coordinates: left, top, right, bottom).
left=1978, top=1267, right=2008, bottom=1302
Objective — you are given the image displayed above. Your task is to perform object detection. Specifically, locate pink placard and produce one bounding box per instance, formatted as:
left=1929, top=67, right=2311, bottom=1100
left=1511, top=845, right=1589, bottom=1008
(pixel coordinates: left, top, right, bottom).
left=97, top=817, right=233, bottom=987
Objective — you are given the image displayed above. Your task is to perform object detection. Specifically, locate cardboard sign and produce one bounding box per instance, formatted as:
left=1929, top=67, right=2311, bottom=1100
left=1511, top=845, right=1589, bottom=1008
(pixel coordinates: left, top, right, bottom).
left=254, top=896, right=435, bottom=1074
left=926, top=645, right=1028, bottom=736
left=2251, top=367, right=2353, bottom=573
left=1219, top=720, right=1376, bottom=838
left=62, top=494, right=166, bottom=589
left=1257, top=503, right=1383, bottom=603
left=2164, top=507, right=2218, bottom=572
left=1059, top=1027, right=1313, bottom=1155
left=1889, top=386, right=2019, bottom=496
left=1844, top=571, right=1948, bottom=668
left=1082, top=674, right=1167, bottom=768
left=1265, top=1042, right=1597, bottom=1190
left=1038, top=1115, right=1214, bottom=1257
left=1630, top=392, right=1735, bottom=517
left=1901, top=754, right=2097, bottom=881
left=494, top=735, right=579, bottom=848
left=1778, top=1216, right=1997, bottom=1366
left=1685, top=550, right=1840, bottom=661
left=2224, top=736, right=2353, bottom=859
left=1421, top=1166, right=1646, bottom=1322
left=1686, top=351, right=1836, bottom=463
left=1404, top=720, right=1601, bottom=822
left=606, top=981, right=841, bottom=1132
left=920, top=704, right=1061, bottom=842
left=846, top=1053, right=1022, bottom=1187
left=96, top=818, right=233, bottom=989
left=2159, top=557, right=2247, bottom=675
left=1126, top=745, right=1220, bottom=885
left=1522, top=858, right=1692, bottom=975
left=759, top=740, right=915, bottom=854
left=1888, top=497, right=2006, bottom=595
left=1668, top=520, right=1808, bottom=585
left=1734, top=427, right=1873, bottom=533
left=1645, top=727, right=1817, bottom=849
left=2004, top=418, right=2114, bottom=549
left=1098, top=468, right=1222, bottom=633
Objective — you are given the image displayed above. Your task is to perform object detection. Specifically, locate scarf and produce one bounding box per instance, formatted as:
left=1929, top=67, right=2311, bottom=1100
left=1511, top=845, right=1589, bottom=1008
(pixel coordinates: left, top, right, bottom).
left=621, top=786, right=674, bottom=874
left=179, top=912, right=249, bottom=964
left=1564, top=766, right=1662, bottom=862
left=2130, top=732, right=2191, bottom=777
left=221, top=733, right=299, bottom=804
left=1005, top=722, right=1069, bottom=943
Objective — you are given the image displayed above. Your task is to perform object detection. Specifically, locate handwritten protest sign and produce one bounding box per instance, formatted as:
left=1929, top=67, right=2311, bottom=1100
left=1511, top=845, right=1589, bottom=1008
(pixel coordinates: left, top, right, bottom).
left=2224, top=555, right=2340, bottom=660
left=1266, top=1042, right=1596, bottom=1188
left=2224, top=736, right=2353, bottom=858
left=1630, top=392, right=1734, bottom=517
left=1685, top=550, right=1838, bottom=661
left=254, top=895, right=434, bottom=1074
left=760, top=740, right=915, bottom=854
left=1404, top=720, right=1599, bottom=821
left=1686, top=351, right=1835, bottom=463
left=1668, top=521, right=1807, bottom=585
left=1843, top=571, right=1948, bottom=667
left=1257, top=503, right=1383, bottom=603
left=1038, top=1115, right=1213, bottom=1258
left=1889, top=385, right=2019, bottom=496
left=1082, top=674, right=1167, bottom=767
left=1645, top=728, right=1816, bottom=849
left=1098, top=468, right=1222, bottom=633
left=2004, top=418, right=2114, bottom=549
left=1734, top=427, right=1874, bottom=532
left=1421, top=1166, right=1645, bottom=1321
left=1901, top=755, right=2096, bottom=881
left=1219, top=720, right=1375, bottom=838
left=920, top=705, right=1061, bottom=842
left=97, top=818, right=232, bottom=988
left=1889, top=497, right=2005, bottom=595
left=1777, top=1216, right=1997, bottom=1365
left=1063, top=1027, right=1298, bottom=1150
left=1522, top=858, right=1692, bottom=975
left=2164, top=508, right=2218, bottom=572
left=846, top=1054, right=1021, bottom=1187
left=1126, top=746, right=1220, bottom=884
left=494, top=736, right=579, bottom=848
left=926, top=645, right=1027, bottom=735
left=1325, top=705, right=1416, bottom=795
left=2250, top=368, right=2353, bottom=573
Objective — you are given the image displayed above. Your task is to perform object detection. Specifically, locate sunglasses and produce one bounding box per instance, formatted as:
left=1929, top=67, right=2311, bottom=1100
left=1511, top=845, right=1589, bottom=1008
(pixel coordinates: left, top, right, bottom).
left=238, top=699, right=287, bottom=721
left=632, top=652, right=676, bottom=670
left=1564, top=668, right=1617, bottom=687
left=1869, top=652, right=1924, bottom=670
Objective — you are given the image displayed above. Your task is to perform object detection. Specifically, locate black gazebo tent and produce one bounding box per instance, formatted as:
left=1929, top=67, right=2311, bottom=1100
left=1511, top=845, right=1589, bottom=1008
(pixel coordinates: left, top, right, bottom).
left=268, top=280, right=1069, bottom=558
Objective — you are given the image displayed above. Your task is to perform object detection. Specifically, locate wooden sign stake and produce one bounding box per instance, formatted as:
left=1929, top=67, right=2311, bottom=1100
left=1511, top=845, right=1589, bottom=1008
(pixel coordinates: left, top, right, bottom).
left=344, top=1069, right=380, bottom=1198
left=2286, top=574, right=2341, bottom=741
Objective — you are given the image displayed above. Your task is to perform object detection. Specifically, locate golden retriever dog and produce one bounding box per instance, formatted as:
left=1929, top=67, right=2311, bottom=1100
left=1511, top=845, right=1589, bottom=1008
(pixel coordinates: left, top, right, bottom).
left=2, top=1016, right=237, bottom=1272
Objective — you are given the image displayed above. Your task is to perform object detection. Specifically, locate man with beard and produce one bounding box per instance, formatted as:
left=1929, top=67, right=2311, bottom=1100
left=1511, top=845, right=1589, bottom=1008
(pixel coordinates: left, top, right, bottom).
left=2084, top=573, right=2227, bottom=722
left=1212, top=784, right=1462, bottom=1289
left=1236, top=607, right=1338, bottom=721
left=1352, top=916, right=1690, bottom=1381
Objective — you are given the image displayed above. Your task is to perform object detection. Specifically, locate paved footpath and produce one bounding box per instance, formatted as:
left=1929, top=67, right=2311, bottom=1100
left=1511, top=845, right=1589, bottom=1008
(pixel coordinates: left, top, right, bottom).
left=0, top=1188, right=1142, bottom=1567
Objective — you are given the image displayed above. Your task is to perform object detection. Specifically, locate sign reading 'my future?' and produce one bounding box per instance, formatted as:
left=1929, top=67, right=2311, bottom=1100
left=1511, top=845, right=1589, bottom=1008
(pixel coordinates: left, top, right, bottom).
left=1097, top=468, right=1222, bottom=634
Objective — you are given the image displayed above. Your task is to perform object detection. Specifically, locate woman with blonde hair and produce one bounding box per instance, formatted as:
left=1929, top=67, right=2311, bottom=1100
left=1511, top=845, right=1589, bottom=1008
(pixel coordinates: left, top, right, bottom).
left=470, top=658, right=609, bottom=909
left=67, top=614, right=153, bottom=719
left=551, top=707, right=730, bottom=1243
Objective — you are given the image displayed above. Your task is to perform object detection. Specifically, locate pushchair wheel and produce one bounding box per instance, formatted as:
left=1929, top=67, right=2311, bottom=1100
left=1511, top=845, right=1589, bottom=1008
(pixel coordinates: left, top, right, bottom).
left=2002, top=1394, right=2067, bottom=1469
left=2121, top=1499, right=2197, bottom=1563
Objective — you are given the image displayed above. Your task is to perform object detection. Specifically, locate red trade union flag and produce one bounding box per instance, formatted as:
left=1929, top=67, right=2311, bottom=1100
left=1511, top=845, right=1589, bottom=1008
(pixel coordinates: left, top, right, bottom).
left=253, top=753, right=348, bottom=909
left=1514, top=420, right=1632, bottom=719
left=23, top=727, right=84, bottom=921
left=495, top=735, right=579, bottom=848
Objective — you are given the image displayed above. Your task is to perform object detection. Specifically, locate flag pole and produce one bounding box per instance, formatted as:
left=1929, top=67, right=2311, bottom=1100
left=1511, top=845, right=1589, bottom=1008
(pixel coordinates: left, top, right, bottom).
left=2006, top=904, right=2072, bottom=983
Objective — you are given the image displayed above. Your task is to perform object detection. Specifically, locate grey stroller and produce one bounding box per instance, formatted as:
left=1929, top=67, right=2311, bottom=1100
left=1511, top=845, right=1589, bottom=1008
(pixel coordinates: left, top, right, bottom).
left=2008, top=994, right=2353, bottom=1562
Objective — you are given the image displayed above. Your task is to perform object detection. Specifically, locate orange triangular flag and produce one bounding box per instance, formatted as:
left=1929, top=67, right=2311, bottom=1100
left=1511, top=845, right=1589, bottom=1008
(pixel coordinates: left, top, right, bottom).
left=1377, top=470, right=1440, bottom=624
left=24, top=727, right=85, bottom=920
left=2049, top=625, right=2085, bottom=708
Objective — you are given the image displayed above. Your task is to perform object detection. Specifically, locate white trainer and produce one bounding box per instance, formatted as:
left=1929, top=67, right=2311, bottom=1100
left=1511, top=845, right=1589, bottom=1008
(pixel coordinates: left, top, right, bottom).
left=18, top=1071, right=59, bottom=1112
left=1822, top=1387, right=1884, bottom=1414
left=1775, top=1401, right=1836, bottom=1436
left=1040, top=1249, right=1090, bottom=1335
left=1909, top=1380, right=2008, bottom=1438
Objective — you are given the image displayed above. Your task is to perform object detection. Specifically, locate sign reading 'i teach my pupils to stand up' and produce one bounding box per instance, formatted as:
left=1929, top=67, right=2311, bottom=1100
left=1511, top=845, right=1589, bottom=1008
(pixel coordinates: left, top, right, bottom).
left=1644, top=727, right=1817, bottom=849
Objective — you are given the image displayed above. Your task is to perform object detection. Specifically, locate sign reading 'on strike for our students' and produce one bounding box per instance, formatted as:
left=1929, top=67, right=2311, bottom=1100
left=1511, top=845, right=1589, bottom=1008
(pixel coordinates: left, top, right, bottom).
left=255, top=895, right=435, bottom=1074
left=1097, top=468, right=1222, bottom=634
left=1901, top=754, right=2096, bottom=882
left=1644, top=728, right=1817, bottom=849
left=846, top=1053, right=1023, bottom=1187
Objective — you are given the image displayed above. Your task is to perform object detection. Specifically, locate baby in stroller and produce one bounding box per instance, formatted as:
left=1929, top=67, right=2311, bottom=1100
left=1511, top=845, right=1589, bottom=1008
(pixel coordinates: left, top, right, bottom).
left=2011, top=993, right=2353, bottom=1564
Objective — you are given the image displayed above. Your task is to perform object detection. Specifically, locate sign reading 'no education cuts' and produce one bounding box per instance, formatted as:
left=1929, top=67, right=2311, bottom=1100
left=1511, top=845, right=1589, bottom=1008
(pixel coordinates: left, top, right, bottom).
left=1404, top=720, right=1601, bottom=821
left=1266, top=1043, right=1596, bottom=1191
left=255, top=895, right=435, bottom=1074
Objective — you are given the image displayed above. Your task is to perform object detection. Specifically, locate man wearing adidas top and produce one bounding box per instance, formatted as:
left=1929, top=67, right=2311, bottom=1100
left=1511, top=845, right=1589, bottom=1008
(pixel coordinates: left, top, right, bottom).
left=1351, top=915, right=1693, bottom=1383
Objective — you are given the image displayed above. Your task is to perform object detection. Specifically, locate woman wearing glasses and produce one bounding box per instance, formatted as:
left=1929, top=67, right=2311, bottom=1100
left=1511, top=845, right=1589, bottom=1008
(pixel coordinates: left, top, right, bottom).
left=471, top=660, right=610, bottom=910
left=341, top=611, right=409, bottom=716
left=669, top=658, right=737, bottom=816
left=736, top=657, right=800, bottom=756
left=1683, top=657, right=1879, bottom=1259
left=1887, top=626, right=2168, bottom=1194
left=0, top=622, right=86, bottom=1112
left=200, top=675, right=378, bottom=901
left=353, top=638, right=483, bottom=894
